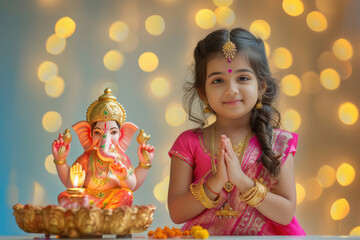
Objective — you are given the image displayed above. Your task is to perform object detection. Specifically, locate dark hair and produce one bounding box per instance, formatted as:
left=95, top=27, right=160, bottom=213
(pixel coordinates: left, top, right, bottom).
left=183, top=28, right=282, bottom=176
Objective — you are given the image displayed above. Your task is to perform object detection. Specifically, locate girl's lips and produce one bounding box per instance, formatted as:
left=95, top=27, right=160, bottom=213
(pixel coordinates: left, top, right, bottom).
left=223, top=100, right=241, bottom=105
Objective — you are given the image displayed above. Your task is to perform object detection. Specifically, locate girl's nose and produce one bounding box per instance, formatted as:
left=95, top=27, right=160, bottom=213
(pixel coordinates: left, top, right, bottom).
left=225, top=80, right=239, bottom=95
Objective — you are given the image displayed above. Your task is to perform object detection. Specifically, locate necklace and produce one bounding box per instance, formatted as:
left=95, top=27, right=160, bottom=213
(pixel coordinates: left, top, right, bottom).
left=210, top=125, right=252, bottom=218
left=90, top=151, right=110, bottom=187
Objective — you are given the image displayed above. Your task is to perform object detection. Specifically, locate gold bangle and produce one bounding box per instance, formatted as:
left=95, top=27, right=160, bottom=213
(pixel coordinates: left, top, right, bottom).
left=239, top=179, right=268, bottom=207
left=190, top=178, right=220, bottom=209
left=139, top=162, right=151, bottom=169
left=117, top=175, right=128, bottom=181
left=54, top=159, right=67, bottom=165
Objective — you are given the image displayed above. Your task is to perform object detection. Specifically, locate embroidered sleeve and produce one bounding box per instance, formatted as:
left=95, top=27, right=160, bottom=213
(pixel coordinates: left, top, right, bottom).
left=272, top=130, right=298, bottom=165
left=168, top=130, right=196, bottom=168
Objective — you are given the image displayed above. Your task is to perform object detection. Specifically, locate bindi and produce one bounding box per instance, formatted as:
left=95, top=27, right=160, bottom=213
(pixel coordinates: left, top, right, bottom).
left=228, top=68, right=232, bottom=73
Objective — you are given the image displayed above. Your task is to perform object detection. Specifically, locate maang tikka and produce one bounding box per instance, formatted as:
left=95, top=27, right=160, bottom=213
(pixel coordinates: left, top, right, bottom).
left=222, top=29, right=237, bottom=63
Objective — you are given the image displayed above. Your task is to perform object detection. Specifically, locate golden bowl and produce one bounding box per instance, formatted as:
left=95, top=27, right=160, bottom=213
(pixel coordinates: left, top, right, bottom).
left=13, top=203, right=156, bottom=238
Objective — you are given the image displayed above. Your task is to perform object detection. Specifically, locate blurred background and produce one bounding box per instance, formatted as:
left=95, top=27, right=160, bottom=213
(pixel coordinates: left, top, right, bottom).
left=1, top=0, right=359, bottom=236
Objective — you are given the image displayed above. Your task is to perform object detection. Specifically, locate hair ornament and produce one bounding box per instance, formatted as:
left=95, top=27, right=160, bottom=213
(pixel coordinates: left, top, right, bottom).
left=222, top=29, right=237, bottom=63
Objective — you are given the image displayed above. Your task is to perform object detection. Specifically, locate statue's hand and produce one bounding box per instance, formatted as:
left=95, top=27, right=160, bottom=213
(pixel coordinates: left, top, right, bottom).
left=110, top=161, right=128, bottom=180
left=70, top=163, right=85, bottom=187
left=137, top=143, right=155, bottom=164
left=52, top=133, right=70, bottom=160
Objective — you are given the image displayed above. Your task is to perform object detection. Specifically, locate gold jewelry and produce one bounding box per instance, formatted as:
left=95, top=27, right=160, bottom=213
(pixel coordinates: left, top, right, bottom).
left=54, top=158, right=67, bottom=165
left=202, top=100, right=212, bottom=114
left=222, top=29, right=237, bottom=63
left=139, top=162, right=152, bottom=169
left=90, top=151, right=110, bottom=187
left=117, top=175, right=128, bottom=181
left=255, top=94, right=263, bottom=109
left=239, top=179, right=268, bottom=207
left=86, top=88, right=126, bottom=126
left=190, top=177, right=220, bottom=209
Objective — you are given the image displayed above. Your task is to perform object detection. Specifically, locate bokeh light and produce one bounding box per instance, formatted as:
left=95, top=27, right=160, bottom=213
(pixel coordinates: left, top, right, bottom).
left=282, top=0, right=304, bottom=17
left=32, top=181, right=45, bottom=205
left=264, top=41, right=270, bottom=58
left=330, top=198, right=350, bottom=221
left=271, top=47, right=293, bottom=69
left=150, top=77, right=170, bottom=98
left=42, top=111, right=62, bottom=133
left=296, top=183, right=306, bottom=205
left=350, top=226, right=360, bottom=236
left=332, top=38, right=353, bottom=61
left=304, top=177, right=323, bottom=201
left=249, top=20, right=271, bottom=40
left=195, top=9, right=216, bottom=29
left=283, top=109, right=301, bottom=131
left=45, top=154, right=57, bottom=175
left=213, top=0, right=233, bottom=7
left=317, top=51, right=352, bottom=80
left=145, top=15, right=165, bottom=36
left=44, top=75, right=65, bottom=98
left=138, top=52, right=159, bottom=72
left=319, top=68, right=340, bottom=90
left=165, top=102, right=186, bottom=127
left=46, top=34, right=66, bottom=55
left=103, top=50, right=124, bottom=71
left=336, top=163, right=356, bottom=186
left=306, top=11, right=327, bottom=32
left=281, top=74, right=301, bottom=96
left=214, top=7, right=235, bottom=27
left=55, top=16, right=76, bottom=38
left=317, top=165, right=336, bottom=188
left=153, top=176, right=169, bottom=203
left=37, top=61, right=58, bottom=82
left=338, top=102, right=359, bottom=125
left=109, top=21, right=129, bottom=42
left=301, top=71, right=321, bottom=95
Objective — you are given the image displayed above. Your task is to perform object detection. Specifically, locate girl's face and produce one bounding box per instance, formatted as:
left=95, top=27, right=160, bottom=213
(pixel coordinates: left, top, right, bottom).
left=204, top=53, right=259, bottom=120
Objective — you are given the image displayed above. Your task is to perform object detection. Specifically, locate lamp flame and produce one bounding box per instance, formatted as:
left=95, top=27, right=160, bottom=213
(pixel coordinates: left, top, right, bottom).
left=73, top=175, right=79, bottom=188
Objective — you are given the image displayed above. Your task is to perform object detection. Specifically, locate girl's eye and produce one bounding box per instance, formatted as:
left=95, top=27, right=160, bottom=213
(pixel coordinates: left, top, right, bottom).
left=212, top=78, right=224, bottom=84
left=238, top=76, right=250, bottom=81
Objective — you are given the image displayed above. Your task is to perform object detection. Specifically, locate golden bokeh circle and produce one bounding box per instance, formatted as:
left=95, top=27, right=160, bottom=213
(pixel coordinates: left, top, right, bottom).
left=103, top=50, right=124, bottom=71
left=215, top=7, right=235, bottom=27
left=37, top=61, right=58, bottom=82
left=336, top=163, right=356, bottom=186
left=153, top=176, right=169, bottom=203
left=45, top=75, right=65, bottom=98
left=249, top=19, right=271, bottom=40
left=282, top=0, right=304, bottom=16
left=264, top=41, right=270, bottom=58
left=165, top=103, right=186, bottom=127
left=332, top=38, right=353, bottom=61
left=330, top=198, right=350, bottom=221
left=281, top=74, right=301, bottom=96
left=283, top=109, right=301, bottom=132
left=317, top=51, right=353, bottom=80
left=306, top=11, right=327, bottom=32
left=213, top=0, right=233, bottom=7
left=138, top=52, right=159, bottom=72
left=296, top=183, right=306, bottom=205
left=45, top=154, right=57, bottom=175
left=317, top=165, right=336, bottom=188
left=150, top=77, right=170, bottom=98
left=195, top=9, right=216, bottom=29
left=109, top=21, right=129, bottom=42
left=350, top=226, right=360, bottom=236
left=338, top=102, right=359, bottom=125
left=42, top=111, right=62, bottom=133
left=271, top=47, right=293, bottom=69
left=319, top=68, right=340, bottom=90
left=304, top=177, right=323, bottom=201
left=46, top=34, right=66, bottom=55
left=145, top=15, right=165, bottom=36
left=55, top=16, right=76, bottom=38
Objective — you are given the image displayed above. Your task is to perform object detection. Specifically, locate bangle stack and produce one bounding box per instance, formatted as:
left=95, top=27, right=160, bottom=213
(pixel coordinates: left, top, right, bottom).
left=239, top=179, right=268, bottom=207
left=139, top=162, right=151, bottom=169
left=54, top=159, right=66, bottom=165
left=190, top=177, right=220, bottom=209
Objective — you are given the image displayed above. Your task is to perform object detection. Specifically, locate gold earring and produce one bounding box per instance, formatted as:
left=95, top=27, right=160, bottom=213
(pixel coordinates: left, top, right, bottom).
left=255, top=95, right=263, bottom=109
left=203, top=100, right=212, bottom=113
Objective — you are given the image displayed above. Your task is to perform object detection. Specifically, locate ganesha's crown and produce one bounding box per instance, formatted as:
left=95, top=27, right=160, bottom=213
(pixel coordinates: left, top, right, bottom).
left=86, top=88, right=126, bottom=126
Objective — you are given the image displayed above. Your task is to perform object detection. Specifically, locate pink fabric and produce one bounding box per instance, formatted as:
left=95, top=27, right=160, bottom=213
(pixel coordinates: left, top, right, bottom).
left=169, top=129, right=305, bottom=235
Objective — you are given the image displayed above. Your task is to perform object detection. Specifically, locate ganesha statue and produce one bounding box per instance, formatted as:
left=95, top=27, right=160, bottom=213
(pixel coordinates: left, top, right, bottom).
left=52, top=88, right=155, bottom=209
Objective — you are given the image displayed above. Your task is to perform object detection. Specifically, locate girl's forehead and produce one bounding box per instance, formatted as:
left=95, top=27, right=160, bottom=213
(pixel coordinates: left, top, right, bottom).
left=207, top=53, right=252, bottom=70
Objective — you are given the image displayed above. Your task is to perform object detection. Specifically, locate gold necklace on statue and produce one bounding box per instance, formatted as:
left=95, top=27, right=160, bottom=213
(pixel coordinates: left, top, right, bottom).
left=210, top=125, right=252, bottom=218
left=90, top=151, right=110, bottom=187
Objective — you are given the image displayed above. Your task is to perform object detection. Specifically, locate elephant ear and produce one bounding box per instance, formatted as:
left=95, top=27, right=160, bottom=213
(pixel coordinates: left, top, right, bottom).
left=118, top=122, right=138, bottom=152
left=72, top=121, right=92, bottom=151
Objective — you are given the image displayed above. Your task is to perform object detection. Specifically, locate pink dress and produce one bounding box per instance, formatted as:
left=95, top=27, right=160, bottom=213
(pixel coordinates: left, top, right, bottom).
left=169, top=129, right=306, bottom=235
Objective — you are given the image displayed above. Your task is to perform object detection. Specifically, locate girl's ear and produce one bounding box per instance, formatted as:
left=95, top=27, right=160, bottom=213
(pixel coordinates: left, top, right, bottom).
left=259, top=81, right=267, bottom=94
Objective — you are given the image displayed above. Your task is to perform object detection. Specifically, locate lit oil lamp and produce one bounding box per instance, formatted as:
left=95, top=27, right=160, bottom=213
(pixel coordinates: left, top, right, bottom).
left=66, top=175, right=85, bottom=200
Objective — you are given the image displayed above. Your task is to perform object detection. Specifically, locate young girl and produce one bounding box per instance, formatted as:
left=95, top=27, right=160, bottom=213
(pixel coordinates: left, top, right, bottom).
left=167, top=28, right=306, bottom=235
